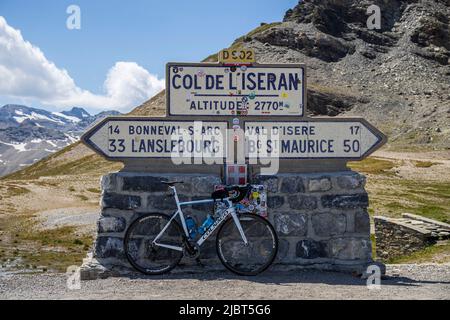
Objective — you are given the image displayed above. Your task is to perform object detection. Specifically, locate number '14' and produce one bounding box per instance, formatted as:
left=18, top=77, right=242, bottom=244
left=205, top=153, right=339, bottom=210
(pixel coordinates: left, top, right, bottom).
left=109, top=125, right=120, bottom=134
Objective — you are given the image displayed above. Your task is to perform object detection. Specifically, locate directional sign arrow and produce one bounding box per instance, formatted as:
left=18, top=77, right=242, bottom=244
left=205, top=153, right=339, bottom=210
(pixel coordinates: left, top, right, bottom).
left=81, top=117, right=229, bottom=160
left=244, top=119, right=387, bottom=160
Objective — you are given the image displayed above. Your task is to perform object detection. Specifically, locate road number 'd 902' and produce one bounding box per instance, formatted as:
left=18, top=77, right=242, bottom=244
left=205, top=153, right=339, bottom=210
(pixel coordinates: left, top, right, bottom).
left=221, top=49, right=254, bottom=62
left=109, top=139, right=125, bottom=153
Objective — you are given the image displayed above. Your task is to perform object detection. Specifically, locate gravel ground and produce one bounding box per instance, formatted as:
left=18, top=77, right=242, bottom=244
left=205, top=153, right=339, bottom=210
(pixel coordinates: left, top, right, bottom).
left=0, top=264, right=449, bottom=300
left=37, top=207, right=99, bottom=234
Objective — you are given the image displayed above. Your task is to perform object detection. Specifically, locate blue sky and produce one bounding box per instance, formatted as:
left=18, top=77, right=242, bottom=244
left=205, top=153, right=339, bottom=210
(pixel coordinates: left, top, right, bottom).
left=0, top=0, right=298, bottom=113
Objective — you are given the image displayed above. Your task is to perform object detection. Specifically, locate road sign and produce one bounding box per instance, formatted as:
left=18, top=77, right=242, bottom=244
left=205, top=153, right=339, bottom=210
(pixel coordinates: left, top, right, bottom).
left=166, top=63, right=305, bottom=117
left=81, top=117, right=228, bottom=160
left=244, top=119, right=386, bottom=160
left=219, top=48, right=256, bottom=64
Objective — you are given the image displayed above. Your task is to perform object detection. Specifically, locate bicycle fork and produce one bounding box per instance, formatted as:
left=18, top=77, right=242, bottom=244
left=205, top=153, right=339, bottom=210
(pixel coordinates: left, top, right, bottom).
left=230, top=208, right=249, bottom=246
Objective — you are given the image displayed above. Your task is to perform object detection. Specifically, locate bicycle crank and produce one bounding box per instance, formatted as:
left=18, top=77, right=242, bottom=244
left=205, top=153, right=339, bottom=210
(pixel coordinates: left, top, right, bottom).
left=183, top=241, right=201, bottom=259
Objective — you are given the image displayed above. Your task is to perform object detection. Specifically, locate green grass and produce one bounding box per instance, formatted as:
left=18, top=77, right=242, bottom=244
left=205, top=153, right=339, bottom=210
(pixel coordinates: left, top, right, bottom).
left=0, top=219, right=93, bottom=272
left=368, top=177, right=450, bottom=224
left=2, top=142, right=122, bottom=181
left=387, top=240, right=450, bottom=264
left=412, top=160, right=439, bottom=168
left=370, top=234, right=377, bottom=260
left=76, top=194, right=89, bottom=201
left=348, top=157, right=396, bottom=175
left=0, top=185, right=31, bottom=199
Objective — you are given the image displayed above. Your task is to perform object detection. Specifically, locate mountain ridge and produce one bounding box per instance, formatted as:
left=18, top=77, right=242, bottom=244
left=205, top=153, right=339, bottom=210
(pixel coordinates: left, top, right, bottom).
left=0, top=104, right=120, bottom=176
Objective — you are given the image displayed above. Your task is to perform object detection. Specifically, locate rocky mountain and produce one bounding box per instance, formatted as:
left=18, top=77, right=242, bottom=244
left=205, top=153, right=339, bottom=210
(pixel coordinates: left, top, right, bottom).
left=0, top=104, right=120, bottom=176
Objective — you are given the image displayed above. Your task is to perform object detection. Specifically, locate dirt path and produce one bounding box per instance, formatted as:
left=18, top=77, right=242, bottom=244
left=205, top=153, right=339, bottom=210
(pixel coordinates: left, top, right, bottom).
left=1, top=264, right=449, bottom=300
left=372, top=150, right=450, bottom=182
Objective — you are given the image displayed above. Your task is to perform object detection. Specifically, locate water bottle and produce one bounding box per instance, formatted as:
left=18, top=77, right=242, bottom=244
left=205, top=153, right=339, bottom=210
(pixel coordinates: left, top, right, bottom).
left=198, top=214, right=215, bottom=235
left=185, top=216, right=198, bottom=239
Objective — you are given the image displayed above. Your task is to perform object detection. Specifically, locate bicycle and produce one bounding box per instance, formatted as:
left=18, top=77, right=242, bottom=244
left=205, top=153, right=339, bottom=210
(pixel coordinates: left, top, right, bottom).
left=124, top=181, right=278, bottom=276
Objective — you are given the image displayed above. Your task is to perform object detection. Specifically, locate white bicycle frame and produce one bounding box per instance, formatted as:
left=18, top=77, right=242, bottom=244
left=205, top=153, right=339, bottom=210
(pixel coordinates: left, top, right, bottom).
left=152, top=185, right=248, bottom=252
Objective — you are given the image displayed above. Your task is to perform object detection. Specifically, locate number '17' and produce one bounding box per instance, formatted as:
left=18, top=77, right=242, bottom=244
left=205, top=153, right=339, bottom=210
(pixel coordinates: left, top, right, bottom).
left=350, top=126, right=360, bottom=135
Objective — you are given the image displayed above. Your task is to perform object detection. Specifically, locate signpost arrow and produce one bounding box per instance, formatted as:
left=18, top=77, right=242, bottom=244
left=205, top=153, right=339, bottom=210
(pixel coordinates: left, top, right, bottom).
left=244, top=119, right=387, bottom=160
left=81, top=117, right=229, bottom=160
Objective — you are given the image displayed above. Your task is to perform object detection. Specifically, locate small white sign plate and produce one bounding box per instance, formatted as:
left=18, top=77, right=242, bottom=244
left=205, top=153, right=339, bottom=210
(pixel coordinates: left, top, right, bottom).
left=167, top=63, right=305, bottom=117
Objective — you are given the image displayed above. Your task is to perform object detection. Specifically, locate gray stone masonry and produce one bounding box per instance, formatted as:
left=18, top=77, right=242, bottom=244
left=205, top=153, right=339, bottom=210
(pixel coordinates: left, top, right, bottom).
left=374, top=215, right=450, bottom=261
left=81, top=171, right=380, bottom=279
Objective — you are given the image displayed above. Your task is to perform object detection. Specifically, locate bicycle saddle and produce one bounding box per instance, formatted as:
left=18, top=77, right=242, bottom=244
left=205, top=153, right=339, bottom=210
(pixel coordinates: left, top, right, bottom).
left=162, top=181, right=184, bottom=186
left=212, top=184, right=251, bottom=203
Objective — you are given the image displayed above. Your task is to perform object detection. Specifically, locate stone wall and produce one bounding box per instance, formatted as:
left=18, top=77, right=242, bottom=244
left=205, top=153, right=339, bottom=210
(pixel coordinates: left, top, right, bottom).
left=374, top=215, right=449, bottom=261
left=82, top=170, right=377, bottom=278
left=253, top=172, right=373, bottom=269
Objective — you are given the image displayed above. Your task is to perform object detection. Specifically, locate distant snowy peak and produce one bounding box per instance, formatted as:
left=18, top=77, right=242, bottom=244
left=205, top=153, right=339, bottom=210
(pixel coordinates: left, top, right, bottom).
left=61, top=107, right=91, bottom=120
left=0, top=104, right=121, bottom=177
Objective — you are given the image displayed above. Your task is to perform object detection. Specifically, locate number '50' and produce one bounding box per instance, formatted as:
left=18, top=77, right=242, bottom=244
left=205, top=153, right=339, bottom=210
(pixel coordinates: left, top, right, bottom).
left=343, top=139, right=360, bottom=153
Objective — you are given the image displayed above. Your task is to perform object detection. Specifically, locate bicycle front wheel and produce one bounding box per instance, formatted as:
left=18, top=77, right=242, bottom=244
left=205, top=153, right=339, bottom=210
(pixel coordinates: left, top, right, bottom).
left=216, top=213, right=278, bottom=276
left=124, top=213, right=184, bottom=275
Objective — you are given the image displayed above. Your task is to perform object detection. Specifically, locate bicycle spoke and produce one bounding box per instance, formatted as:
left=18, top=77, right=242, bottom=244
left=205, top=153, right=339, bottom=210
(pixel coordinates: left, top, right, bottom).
left=124, top=214, right=184, bottom=275
left=216, top=214, right=278, bottom=275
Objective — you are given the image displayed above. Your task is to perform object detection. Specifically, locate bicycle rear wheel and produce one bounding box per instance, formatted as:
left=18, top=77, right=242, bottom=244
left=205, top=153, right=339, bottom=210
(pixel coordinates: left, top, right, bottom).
left=216, top=213, right=278, bottom=276
left=124, top=213, right=184, bottom=275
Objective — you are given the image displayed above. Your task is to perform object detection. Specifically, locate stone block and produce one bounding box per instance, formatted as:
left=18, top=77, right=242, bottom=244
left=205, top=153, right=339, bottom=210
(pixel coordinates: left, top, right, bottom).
left=147, top=194, right=189, bottom=210
left=337, top=174, right=365, bottom=190
left=273, top=213, right=308, bottom=236
left=122, top=175, right=168, bottom=192
left=275, top=239, right=290, bottom=262
left=98, top=216, right=127, bottom=233
left=101, top=174, right=119, bottom=192
left=192, top=176, right=222, bottom=194
left=355, top=210, right=371, bottom=234
left=308, top=177, right=332, bottom=192
left=267, top=196, right=285, bottom=209
left=190, top=196, right=215, bottom=211
left=254, top=175, right=279, bottom=193
left=329, top=237, right=372, bottom=260
left=312, top=212, right=346, bottom=236
left=321, top=193, right=368, bottom=209
left=102, top=192, right=141, bottom=210
left=288, top=194, right=318, bottom=210
left=280, top=176, right=305, bottom=193
left=296, top=239, right=328, bottom=259
left=95, top=237, right=125, bottom=259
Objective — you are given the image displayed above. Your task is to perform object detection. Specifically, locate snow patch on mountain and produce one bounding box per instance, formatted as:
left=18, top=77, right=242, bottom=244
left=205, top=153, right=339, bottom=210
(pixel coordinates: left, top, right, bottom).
left=0, top=104, right=121, bottom=176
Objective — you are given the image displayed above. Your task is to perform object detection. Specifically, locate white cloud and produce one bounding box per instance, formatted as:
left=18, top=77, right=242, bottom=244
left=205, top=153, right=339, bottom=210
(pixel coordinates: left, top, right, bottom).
left=0, top=16, right=165, bottom=112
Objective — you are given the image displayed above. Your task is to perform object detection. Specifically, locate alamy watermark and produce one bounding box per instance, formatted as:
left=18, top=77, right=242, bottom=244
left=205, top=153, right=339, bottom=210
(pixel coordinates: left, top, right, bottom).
left=367, top=4, right=381, bottom=30
left=366, top=264, right=381, bottom=290
left=66, top=265, right=81, bottom=290
left=66, top=5, right=81, bottom=30
left=169, top=121, right=280, bottom=175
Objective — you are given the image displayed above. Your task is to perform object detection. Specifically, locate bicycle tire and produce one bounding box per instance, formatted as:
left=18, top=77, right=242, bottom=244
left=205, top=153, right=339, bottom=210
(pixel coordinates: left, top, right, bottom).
left=216, top=213, right=278, bottom=276
left=124, top=213, right=184, bottom=275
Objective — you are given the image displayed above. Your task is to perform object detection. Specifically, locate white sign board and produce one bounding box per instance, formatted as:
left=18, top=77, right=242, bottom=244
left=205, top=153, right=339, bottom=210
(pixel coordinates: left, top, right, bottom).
left=244, top=120, right=385, bottom=160
left=166, top=63, right=305, bottom=117
left=82, top=118, right=228, bottom=159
